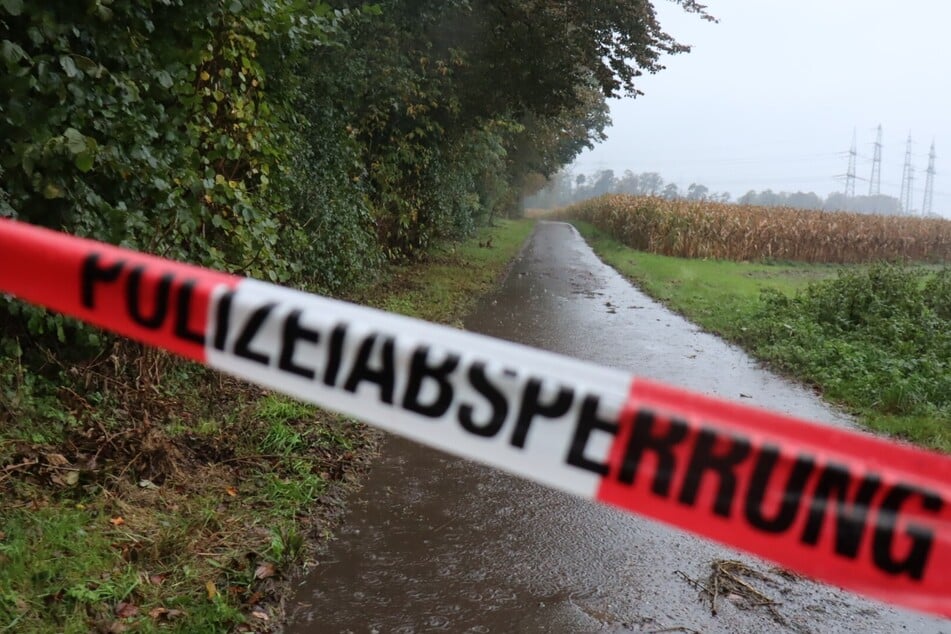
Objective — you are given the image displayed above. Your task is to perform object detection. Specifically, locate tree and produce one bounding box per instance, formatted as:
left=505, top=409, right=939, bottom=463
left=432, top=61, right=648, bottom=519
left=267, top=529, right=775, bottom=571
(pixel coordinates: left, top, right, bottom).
left=441, top=0, right=714, bottom=122
left=686, top=183, right=709, bottom=200
left=738, top=190, right=758, bottom=205
left=786, top=191, right=823, bottom=210
left=663, top=183, right=680, bottom=199
left=640, top=172, right=664, bottom=195
left=617, top=170, right=642, bottom=195
left=2, top=0, right=712, bottom=260
left=591, top=170, right=617, bottom=196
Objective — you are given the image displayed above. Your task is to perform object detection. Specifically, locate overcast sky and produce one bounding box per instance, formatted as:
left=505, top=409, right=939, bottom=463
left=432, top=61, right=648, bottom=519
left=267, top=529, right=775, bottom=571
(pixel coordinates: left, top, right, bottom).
left=571, top=0, right=951, bottom=217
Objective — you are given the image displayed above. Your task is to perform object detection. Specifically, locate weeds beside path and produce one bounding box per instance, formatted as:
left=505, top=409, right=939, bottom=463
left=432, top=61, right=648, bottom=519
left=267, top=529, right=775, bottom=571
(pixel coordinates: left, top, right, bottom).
left=0, top=219, right=534, bottom=633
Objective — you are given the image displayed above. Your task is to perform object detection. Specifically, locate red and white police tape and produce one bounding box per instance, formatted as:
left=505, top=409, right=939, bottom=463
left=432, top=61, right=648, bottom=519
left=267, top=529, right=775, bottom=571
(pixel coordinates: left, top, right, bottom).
left=1, top=217, right=950, bottom=618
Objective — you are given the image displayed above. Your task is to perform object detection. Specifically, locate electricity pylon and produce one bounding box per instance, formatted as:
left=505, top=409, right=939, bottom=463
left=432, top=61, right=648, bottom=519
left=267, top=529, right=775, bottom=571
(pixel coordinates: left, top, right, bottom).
left=845, top=129, right=857, bottom=198
left=868, top=124, right=882, bottom=196
left=922, top=140, right=936, bottom=217
left=900, top=133, right=914, bottom=214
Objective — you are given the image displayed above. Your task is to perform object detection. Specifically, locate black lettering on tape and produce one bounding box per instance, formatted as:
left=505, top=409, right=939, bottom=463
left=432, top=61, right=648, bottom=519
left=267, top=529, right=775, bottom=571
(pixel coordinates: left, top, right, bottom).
left=744, top=446, right=815, bottom=533
left=278, top=309, right=320, bottom=379
left=566, top=395, right=617, bottom=476
left=174, top=279, right=205, bottom=345
left=801, top=463, right=880, bottom=560
left=458, top=362, right=509, bottom=437
left=233, top=302, right=277, bottom=366
left=678, top=427, right=751, bottom=517
left=510, top=378, right=573, bottom=448
left=213, top=289, right=235, bottom=351
left=343, top=333, right=396, bottom=404
left=80, top=253, right=124, bottom=309
left=402, top=346, right=459, bottom=418
left=82, top=254, right=204, bottom=344
left=125, top=266, right=174, bottom=330
left=618, top=410, right=688, bottom=497
left=323, top=323, right=347, bottom=387
left=872, top=484, right=943, bottom=579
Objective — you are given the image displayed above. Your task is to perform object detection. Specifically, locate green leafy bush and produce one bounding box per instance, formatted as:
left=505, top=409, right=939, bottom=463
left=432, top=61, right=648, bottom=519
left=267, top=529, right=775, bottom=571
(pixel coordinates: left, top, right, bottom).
left=746, top=264, right=951, bottom=420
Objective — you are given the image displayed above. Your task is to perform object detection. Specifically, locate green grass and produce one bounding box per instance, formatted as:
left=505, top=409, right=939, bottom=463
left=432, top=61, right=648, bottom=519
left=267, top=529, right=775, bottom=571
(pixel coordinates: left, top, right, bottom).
left=572, top=220, right=951, bottom=453
left=573, top=220, right=841, bottom=339
left=0, top=508, right=140, bottom=633
left=0, top=218, right=535, bottom=633
left=368, top=218, right=535, bottom=325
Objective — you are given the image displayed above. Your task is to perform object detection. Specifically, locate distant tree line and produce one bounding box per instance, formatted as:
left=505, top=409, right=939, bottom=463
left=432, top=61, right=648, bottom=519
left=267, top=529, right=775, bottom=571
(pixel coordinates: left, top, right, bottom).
left=527, top=169, right=905, bottom=215
left=740, top=191, right=902, bottom=215
left=525, top=169, right=732, bottom=208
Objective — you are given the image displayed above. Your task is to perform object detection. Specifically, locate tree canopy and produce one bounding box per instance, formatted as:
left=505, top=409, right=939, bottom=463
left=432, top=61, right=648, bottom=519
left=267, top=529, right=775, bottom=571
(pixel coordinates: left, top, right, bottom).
left=0, top=0, right=705, bottom=342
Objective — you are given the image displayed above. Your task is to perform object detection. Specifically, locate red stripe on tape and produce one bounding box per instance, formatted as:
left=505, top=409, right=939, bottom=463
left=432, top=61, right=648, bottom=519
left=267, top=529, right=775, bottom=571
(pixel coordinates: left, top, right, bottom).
left=0, top=219, right=238, bottom=361
left=598, top=378, right=951, bottom=618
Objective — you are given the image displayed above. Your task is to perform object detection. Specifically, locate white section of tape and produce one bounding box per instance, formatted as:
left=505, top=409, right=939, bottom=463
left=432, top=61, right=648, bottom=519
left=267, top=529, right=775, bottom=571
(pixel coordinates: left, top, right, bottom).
left=205, top=279, right=632, bottom=499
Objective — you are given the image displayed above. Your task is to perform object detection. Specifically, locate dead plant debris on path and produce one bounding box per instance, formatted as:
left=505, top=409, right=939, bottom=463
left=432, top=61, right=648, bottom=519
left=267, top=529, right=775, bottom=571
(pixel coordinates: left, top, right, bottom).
left=678, top=559, right=788, bottom=626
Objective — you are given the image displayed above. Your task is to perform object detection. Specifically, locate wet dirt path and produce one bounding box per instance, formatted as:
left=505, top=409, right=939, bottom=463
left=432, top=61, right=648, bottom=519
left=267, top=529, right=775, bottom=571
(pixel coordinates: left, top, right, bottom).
left=287, top=221, right=948, bottom=633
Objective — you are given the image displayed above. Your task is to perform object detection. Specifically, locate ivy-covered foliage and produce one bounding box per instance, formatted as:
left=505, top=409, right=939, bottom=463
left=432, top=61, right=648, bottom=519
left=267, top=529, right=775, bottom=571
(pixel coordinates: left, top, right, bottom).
left=1, top=0, right=701, bottom=276
left=0, top=0, right=700, bottom=381
left=0, top=0, right=363, bottom=279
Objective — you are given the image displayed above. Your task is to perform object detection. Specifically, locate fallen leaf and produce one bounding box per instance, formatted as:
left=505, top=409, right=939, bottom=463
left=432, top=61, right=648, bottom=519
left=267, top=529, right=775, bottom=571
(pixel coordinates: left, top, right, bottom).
left=110, top=516, right=125, bottom=526
left=149, top=607, right=184, bottom=621
left=206, top=580, right=218, bottom=599
left=138, top=479, right=159, bottom=490
left=148, top=573, right=166, bottom=586
left=44, top=453, right=69, bottom=466
left=246, top=591, right=263, bottom=605
left=50, top=472, right=77, bottom=487
left=106, top=622, right=128, bottom=633
left=225, top=486, right=238, bottom=497
left=251, top=610, right=269, bottom=621
left=115, top=602, right=139, bottom=618
left=254, top=562, right=276, bottom=580
left=0, top=531, right=6, bottom=541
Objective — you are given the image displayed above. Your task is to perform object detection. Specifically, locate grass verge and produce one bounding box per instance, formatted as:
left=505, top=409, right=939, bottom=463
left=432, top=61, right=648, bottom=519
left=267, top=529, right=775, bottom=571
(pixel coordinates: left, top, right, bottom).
left=571, top=221, right=842, bottom=339
left=359, top=218, right=535, bottom=324
left=571, top=220, right=951, bottom=452
left=0, top=218, right=534, bottom=633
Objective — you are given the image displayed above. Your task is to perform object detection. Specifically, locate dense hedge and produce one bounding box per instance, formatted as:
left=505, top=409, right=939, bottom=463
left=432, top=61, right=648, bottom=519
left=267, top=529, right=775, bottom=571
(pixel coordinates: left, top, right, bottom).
left=0, top=0, right=700, bottom=365
left=0, top=1, right=370, bottom=285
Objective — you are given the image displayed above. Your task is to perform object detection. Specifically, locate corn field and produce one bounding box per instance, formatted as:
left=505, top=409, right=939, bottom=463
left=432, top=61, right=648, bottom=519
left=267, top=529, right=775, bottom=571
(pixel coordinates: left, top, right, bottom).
left=567, top=195, right=951, bottom=263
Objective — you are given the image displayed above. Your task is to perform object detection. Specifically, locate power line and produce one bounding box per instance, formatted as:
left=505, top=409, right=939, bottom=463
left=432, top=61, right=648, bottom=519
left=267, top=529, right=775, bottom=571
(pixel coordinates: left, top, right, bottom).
left=572, top=152, right=842, bottom=169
